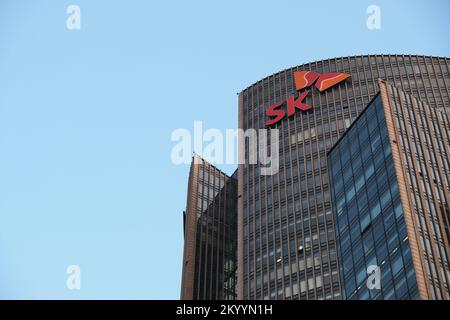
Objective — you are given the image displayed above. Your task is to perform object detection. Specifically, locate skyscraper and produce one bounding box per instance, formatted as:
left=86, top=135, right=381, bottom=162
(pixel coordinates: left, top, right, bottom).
left=237, top=55, right=449, bottom=300
left=328, top=80, right=450, bottom=300
left=180, top=54, right=450, bottom=300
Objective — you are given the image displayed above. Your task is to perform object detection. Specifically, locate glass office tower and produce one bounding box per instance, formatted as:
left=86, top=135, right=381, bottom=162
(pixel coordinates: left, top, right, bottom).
left=237, top=55, right=450, bottom=300
left=328, top=80, right=450, bottom=299
left=181, top=155, right=237, bottom=299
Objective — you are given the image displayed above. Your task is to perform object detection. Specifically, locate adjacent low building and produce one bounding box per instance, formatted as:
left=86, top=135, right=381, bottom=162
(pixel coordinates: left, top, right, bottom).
left=180, top=155, right=237, bottom=300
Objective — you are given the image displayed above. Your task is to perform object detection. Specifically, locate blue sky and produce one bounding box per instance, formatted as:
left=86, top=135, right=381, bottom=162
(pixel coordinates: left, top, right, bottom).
left=0, top=0, right=448, bottom=299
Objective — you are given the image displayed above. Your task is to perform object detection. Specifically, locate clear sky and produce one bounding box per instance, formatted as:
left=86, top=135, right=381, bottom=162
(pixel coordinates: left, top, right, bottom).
left=0, top=0, right=449, bottom=299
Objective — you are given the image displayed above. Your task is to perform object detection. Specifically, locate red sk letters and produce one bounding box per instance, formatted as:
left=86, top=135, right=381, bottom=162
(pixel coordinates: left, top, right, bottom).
left=266, top=71, right=350, bottom=126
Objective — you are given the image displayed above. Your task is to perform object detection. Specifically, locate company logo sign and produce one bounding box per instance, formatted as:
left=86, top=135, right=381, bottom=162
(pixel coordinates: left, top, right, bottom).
left=266, top=71, right=350, bottom=126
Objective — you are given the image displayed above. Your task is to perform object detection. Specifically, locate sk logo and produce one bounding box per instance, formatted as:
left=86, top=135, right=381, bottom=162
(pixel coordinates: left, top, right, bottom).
left=267, top=71, right=350, bottom=126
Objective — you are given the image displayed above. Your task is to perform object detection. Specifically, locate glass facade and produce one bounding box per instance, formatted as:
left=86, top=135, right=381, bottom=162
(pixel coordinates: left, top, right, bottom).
left=328, top=94, right=419, bottom=299
left=237, top=55, right=450, bottom=300
left=328, top=79, right=450, bottom=300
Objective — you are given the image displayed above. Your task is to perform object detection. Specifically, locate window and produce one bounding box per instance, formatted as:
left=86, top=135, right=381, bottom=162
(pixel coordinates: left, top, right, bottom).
left=360, top=212, right=371, bottom=233
left=346, top=186, right=356, bottom=202
left=392, top=253, right=404, bottom=276
left=364, top=163, right=375, bottom=179
left=355, top=175, right=365, bottom=192
left=370, top=202, right=381, bottom=220
left=371, top=135, right=381, bottom=152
